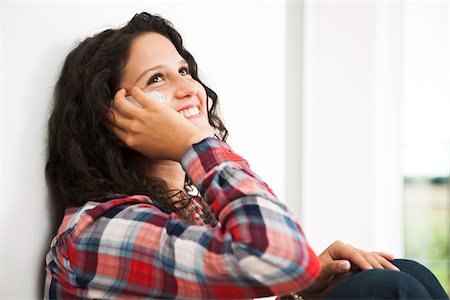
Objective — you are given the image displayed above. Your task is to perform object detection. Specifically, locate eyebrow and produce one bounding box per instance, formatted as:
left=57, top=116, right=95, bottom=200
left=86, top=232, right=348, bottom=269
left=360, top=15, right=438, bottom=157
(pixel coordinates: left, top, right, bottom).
left=134, top=60, right=188, bottom=84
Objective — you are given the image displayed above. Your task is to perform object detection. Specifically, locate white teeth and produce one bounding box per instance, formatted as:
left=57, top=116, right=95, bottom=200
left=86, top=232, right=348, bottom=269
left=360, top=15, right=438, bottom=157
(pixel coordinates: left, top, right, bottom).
left=180, top=106, right=200, bottom=118
left=187, top=107, right=197, bottom=116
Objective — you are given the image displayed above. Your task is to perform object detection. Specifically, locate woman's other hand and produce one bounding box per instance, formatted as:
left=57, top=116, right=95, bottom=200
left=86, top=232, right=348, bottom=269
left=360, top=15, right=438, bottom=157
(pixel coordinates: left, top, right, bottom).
left=299, top=241, right=399, bottom=299
left=106, top=87, right=210, bottom=161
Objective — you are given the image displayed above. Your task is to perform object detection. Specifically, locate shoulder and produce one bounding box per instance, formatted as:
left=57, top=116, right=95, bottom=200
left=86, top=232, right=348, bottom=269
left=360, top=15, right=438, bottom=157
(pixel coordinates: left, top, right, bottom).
left=58, top=195, right=171, bottom=240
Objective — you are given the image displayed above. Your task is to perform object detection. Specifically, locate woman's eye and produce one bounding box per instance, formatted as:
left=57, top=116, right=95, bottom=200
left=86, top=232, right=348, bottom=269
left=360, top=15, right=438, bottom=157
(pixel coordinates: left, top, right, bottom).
left=179, top=67, right=190, bottom=76
left=147, top=74, right=163, bottom=85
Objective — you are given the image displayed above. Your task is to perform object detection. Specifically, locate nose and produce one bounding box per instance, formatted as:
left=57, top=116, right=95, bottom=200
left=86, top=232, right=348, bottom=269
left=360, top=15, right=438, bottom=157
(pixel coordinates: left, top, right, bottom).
left=173, top=76, right=198, bottom=100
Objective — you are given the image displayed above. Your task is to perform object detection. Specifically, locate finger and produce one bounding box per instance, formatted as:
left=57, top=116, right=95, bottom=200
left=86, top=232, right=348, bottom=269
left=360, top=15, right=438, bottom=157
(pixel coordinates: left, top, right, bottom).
left=130, top=86, right=163, bottom=109
left=114, top=88, right=142, bottom=118
left=106, top=107, right=133, bottom=130
left=315, top=259, right=351, bottom=284
left=105, top=107, right=120, bottom=123
left=329, top=260, right=351, bottom=274
left=375, top=255, right=400, bottom=271
left=109, top=123, right=130, bottom=145
left=360, top=252, right=384, bottom=269
left=373, top=251, right=395, bottom=261
left=334, top=244, right=373, bottom=271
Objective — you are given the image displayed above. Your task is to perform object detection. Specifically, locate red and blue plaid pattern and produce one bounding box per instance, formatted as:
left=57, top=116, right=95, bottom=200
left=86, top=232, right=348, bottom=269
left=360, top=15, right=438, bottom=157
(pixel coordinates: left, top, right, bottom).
left=44, top=137, right=320, bottom=299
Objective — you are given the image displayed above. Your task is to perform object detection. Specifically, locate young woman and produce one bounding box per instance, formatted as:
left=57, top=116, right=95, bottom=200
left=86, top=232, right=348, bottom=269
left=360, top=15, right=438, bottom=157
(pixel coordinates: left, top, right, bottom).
left=44, top=12, right=448, bottom=299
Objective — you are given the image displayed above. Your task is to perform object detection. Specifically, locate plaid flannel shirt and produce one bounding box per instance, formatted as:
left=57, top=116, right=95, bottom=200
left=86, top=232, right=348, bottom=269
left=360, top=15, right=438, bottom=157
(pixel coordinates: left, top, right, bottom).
left=44, top=137, right=320, bottom=299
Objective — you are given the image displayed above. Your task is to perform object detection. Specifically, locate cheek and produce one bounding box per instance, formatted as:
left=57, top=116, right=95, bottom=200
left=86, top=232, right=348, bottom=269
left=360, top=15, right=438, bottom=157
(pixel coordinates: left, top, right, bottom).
left=198, top=85, right=208, bottom=113
left=202, top=96, right=208, bottom=114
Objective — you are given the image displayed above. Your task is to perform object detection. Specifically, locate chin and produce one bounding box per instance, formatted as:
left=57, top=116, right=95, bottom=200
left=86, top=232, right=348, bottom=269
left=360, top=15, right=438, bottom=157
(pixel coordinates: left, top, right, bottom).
left=192, top=118, right=214, bottom=136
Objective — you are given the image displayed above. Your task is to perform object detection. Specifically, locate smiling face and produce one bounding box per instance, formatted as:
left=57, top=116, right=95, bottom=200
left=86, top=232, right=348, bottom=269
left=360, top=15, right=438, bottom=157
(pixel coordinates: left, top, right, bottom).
left=120, top=32, right=212, bottom=135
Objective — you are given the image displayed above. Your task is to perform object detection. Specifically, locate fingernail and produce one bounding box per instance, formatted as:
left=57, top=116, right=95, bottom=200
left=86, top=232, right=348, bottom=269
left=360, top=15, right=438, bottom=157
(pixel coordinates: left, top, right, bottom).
left=339, top=262, right=349, bottom=270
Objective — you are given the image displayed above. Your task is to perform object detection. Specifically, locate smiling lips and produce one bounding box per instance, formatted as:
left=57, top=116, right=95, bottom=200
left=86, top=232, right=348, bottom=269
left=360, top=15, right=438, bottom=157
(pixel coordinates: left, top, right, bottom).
left=179, top=106, right=200, bottom=119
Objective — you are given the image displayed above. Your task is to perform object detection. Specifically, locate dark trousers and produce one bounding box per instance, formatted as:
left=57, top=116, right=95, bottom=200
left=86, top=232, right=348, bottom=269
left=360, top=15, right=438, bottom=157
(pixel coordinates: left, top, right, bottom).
left=324, top=259, right=449, bottom=299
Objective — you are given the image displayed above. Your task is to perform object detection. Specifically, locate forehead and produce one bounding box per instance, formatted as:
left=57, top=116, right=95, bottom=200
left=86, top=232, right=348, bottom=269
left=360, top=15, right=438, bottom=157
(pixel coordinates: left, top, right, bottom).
left=130, top=32, right=180, bottom=61
left=121, top=32, right=183, bottom=85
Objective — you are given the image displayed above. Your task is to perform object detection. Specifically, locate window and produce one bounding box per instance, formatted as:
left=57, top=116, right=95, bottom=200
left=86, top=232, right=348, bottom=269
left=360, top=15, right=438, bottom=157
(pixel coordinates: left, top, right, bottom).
left=401, top=1, right=450, bottom=293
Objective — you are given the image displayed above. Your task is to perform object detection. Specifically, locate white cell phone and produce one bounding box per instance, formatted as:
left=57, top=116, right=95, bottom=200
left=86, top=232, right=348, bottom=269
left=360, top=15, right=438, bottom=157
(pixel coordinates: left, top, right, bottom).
left=125, top=91, right=165, bottom=107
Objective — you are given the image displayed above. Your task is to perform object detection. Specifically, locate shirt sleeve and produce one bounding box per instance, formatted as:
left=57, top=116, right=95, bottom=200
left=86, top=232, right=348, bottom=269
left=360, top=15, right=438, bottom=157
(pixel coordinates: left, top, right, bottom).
left=52, top=137, right=320, bottom=299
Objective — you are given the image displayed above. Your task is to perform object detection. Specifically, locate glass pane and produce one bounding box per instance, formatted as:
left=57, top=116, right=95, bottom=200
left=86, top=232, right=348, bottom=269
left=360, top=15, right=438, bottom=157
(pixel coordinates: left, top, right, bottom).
left=401, top=2, right=450, bottom=294
left=405, top=175, right=449, bottom=292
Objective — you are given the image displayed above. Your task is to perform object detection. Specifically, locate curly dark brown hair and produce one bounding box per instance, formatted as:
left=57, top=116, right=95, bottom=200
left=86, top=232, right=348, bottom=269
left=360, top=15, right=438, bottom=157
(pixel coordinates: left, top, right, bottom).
left=45, top=12, right=228, bottom=230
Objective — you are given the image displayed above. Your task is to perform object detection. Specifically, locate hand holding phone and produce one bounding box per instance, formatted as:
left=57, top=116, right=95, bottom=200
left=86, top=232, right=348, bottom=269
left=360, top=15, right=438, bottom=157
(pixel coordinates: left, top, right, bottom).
left=109, top=87, right=207, bottom=161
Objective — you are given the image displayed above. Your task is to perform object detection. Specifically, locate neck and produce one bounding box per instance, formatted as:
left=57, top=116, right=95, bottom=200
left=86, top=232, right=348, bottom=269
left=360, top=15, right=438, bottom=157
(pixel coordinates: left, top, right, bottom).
left=145, top=159, right=186, bottom=191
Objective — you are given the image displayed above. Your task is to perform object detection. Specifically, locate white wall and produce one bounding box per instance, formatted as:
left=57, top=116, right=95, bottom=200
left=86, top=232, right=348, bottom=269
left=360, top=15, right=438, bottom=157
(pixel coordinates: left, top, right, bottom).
left=402, top=1, right=450, bottom=177
left=1, top=2, right=287, bottom=298
left=301, top=2, right=404, bottom=255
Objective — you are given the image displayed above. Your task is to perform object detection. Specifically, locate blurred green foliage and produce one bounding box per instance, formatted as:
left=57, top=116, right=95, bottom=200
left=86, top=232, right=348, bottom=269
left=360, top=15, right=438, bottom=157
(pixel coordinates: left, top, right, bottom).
left=404, top=177, right=449, bottom=294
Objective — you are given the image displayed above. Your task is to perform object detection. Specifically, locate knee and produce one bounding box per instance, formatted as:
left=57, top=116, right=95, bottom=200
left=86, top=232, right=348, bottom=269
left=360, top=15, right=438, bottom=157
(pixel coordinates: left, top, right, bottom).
left=391, top=258, right=428, bottom=271
left=390, top=258, right=448, bottom=299
left=368, top=269, right=431, bottom=297
left=324, top=269, right=433, bottom=299
left=391, top=259, right=436, bottom=280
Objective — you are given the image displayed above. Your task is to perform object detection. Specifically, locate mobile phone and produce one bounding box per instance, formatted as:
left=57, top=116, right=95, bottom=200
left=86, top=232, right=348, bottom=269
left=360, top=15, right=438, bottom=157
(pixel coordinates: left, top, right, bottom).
left=125, top=91, right=165, bottom=107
